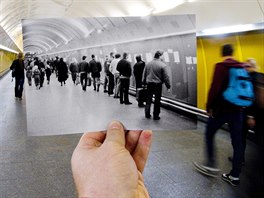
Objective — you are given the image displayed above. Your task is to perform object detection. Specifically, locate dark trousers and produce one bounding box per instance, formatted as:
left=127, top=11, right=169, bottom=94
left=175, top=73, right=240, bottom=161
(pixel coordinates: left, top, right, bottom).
left=104, top=76, right=108, bottom=91
left=108, top=73, right=114, bottom=95
left=136, top=80, right=144, bottom=106
left=145, top=83, right=162, bottom=117
left=47, top=74, right=51, bottom=82
left=205, top=111, right=243, bottom=177
left=15, top=78, right=24, bottom=98
left=119, top=78, right=130, bottom=103
left=80, top=73, right=87, bottom=91
left=40, top=73, right=45, bottom=87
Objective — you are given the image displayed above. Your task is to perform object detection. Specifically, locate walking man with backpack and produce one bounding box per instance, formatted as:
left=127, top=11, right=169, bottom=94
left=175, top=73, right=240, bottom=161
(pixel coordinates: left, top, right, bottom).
left=194, top=44, right=254, bottom=186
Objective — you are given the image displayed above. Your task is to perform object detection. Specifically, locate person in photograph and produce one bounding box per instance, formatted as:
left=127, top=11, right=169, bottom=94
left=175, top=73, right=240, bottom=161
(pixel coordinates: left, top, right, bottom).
left=133, top=54, right=146, bottom=107
left=57, top=57, right=68, bottom=86
left=69, top=58, right=78, bottom=85
left=109, top=53, right=121, bottom=98
left=38, top=58, right=46, bottom=89
left=89, top=54, right=102, bottom=92
left=45, top=60, right=52, bottom=85
left=26, top=64, right=32, bottom=86
left=78, top=56, right=90, bottom=91
left=142, top=50, right=171, bottom=120
left=107, top=52, right=115, bottom=96
left=103, top=55, right=110, bottom=93
left=116, top=52, right=132, bottom=105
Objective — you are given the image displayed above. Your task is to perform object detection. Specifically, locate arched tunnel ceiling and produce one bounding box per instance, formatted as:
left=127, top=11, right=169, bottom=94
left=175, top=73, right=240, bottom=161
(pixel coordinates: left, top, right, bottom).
left=22, top=15, right=196, bottom=54
left=0, top=0, right=263, bottom=53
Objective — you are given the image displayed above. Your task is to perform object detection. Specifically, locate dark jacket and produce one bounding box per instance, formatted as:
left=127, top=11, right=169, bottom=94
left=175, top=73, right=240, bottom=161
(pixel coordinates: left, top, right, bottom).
left=89, top=59, right=102, bottom=78
left=116, top=59, right=132, bottom=78
left=10, top=59, right=25, bottom=79
left=57, top=60, right=68, bottom=82
left=78, top=61, right=89, bottom=73
left=69, top=63, right=78, bottom=73
left=133, top=61, right=145, bottom=81
left=206, top=58, right=246, bottom=114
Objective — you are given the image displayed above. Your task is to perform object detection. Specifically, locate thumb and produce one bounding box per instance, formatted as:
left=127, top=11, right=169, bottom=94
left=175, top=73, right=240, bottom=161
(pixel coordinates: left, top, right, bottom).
left=105, top=120, right=125, bottom=146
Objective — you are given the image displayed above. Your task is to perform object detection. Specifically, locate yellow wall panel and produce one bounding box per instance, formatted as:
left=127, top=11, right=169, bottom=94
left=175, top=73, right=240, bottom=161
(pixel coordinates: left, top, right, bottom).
left=238, top=31, right=264, bottom=73
left=197, top=30, right=264, bottom=110
left=0, top=50, right=17, bottom=74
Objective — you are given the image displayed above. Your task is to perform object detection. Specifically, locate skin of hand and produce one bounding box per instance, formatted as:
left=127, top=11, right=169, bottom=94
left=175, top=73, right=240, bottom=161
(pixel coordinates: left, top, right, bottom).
left=247, top=117, right=256, bottom=129
left=71, top=121, right=152, bottom=198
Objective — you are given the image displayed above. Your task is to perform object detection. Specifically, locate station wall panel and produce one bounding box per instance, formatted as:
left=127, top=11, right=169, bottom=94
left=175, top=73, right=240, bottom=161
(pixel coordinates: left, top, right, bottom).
left=52, top=33, right=197, bottom=106
left=197, top=30, right=264, bottom=110
left=0, top=50, right=17, bottom=74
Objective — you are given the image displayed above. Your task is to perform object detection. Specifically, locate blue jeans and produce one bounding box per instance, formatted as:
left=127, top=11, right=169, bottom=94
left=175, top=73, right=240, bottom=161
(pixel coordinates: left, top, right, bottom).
left=15, top=78, right=24, bottom=98
left=205, top=111, right=243, bottom=177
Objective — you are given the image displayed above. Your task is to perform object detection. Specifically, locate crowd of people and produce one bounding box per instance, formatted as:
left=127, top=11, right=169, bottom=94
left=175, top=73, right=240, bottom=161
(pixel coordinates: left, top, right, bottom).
left=19, top=50, right=171, bottom=120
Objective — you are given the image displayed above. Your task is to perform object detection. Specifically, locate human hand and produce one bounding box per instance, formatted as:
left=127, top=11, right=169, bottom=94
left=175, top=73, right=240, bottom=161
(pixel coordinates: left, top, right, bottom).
left=71, top=121, right=152, bottom=198
left=247, top=117, right=255, bottom=129
left=167, top=88, right=171, bottom=93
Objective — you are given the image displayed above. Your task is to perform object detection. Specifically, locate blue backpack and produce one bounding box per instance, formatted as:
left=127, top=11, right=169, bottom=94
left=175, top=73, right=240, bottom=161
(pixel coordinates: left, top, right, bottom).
left=223, top=68, right=254, bottom=107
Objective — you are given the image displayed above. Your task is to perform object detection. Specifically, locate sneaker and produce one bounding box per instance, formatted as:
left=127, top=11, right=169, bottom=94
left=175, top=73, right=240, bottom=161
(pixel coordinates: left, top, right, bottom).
left=125, top=102, right=132, bottom=105
left=153, top=116, right=161, bottom=120
left=222, top=173, right=240, bottom=186
left=200, top=164, right=220, bottom=173
left=193, top=161, right=219, bottom=177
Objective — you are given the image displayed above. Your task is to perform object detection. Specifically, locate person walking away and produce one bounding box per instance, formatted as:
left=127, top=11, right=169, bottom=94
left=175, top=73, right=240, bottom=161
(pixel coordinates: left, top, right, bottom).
left=45, top=61, right=52, bottom=85
left=107, top=52, right=115, bottom=96
left=243, top=58, right=264, bottom=197
left=103, top=55, right=110, bottom=93
left=142, top=50, right=171, bottom=120
left=57, top=58, right=68, bottom=86
left=116, top=52, right=132, bottom=105
left=89, top=54, right=102, bottom=92
left=26, top=65, right=32, bottom=86
left=38, top=58, right=45, bottom=89
left=32, top=65, right=41, bottom=89
left=195, top=44, right=254, bottom=186
left=133, top=55, right=146, bottom=107
left=109, top=53, right=121, bottom=98
left=10, top=53, right=25, bottom=100
left=78, top=56, right=90, bottom=91
left=69, top=58, right=78, bottom=85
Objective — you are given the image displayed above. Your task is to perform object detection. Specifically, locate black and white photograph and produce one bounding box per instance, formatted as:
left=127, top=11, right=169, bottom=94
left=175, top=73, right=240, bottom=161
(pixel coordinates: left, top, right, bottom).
left=22, top=15, right=197, bottom=136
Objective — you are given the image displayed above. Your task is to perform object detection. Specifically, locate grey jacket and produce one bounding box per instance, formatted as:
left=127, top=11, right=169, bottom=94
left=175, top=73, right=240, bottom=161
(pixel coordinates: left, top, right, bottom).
left=142, top=59, right=171, bottom=89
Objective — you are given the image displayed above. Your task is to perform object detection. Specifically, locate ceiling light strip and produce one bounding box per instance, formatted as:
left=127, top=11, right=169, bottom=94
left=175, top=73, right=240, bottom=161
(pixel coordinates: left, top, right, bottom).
left=0, top=44, right=19, bottom=54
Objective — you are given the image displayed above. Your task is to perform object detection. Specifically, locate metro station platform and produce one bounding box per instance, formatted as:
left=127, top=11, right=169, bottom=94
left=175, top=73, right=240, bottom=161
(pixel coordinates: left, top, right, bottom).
left=0, top=73, right=258, bottom=197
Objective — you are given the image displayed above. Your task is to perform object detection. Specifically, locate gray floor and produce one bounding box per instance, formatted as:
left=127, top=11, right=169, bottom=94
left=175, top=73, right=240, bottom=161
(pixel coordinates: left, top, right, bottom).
left=25, top=75, right=197, bottom=136
left=0, top=73, right=257, bottom=197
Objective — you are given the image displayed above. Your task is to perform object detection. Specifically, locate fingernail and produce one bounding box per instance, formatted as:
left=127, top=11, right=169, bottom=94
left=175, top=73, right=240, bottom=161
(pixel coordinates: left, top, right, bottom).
left=109, top=121, right=122, bottom=130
